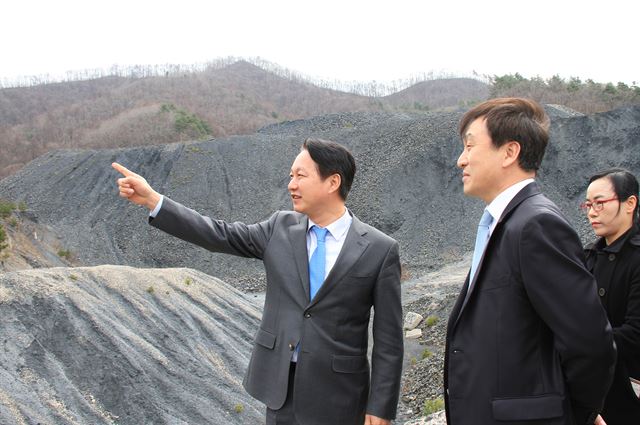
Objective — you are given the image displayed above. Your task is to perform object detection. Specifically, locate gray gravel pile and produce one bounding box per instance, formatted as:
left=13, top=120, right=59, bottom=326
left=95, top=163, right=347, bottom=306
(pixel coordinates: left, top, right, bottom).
left=0, top=265, right=264, bottom=424
left=0, top=105, right=638, bottom=424
left=1, top=106, right=638, bottom=290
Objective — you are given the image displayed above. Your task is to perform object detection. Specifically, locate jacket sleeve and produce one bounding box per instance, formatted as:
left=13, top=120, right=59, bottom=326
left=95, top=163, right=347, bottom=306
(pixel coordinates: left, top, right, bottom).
left=520, top=212, right=616, bottom=423
left=149, top=196, right=277, bottom=260
left=366, top=241, right=404, bottom=420
left=614, top=262, right=640, bottom=376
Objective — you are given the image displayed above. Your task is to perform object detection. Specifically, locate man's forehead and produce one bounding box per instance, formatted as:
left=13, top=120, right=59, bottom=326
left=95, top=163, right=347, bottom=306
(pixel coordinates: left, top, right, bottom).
left=463, top=118, right=487, bottom=141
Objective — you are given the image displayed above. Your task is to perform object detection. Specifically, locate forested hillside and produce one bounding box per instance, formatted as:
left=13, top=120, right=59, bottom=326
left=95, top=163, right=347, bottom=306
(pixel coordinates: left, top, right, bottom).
left=1, top=58, right=638, bottom=179
left=0, top=60, right=489, bottom=178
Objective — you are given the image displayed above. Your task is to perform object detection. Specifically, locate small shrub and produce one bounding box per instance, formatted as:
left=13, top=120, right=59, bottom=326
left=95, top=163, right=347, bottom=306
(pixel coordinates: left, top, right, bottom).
left=146, top=286, right=155, bottom=294
left=184, top=277, right=192, bottom=286
left=160, top=103, right=177, bottom=113
left=174, top=110, right=211, bottom=137
left=0, top=224, right=7, bottom=251
left=18, top=201, right=27, bottom=212
left=58, top=249, right=72, bottom=260
left=425, top=316, right=438, bottom=327
left=422, top=398, right=445, bottom=416
left=69, top=274, right=78, bottom=281
left=8, top=217, right=18, bottom=228
left=410, top=357, right=417, bottom=366
left=421, top=349, right=433, bottom=359
left=234, top=403, right=244, bottom=414
left=0, top=199, right=16, bottom=218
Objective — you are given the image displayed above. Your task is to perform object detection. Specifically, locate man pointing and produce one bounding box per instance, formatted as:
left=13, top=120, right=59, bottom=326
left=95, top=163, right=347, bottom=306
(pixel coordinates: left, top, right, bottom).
left=113, top=138, right=403, bottom=425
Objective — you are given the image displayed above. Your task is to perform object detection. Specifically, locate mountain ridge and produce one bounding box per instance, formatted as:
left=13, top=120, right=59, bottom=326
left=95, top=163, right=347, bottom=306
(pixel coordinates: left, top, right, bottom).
left=0, top=60, right=488, bottom=178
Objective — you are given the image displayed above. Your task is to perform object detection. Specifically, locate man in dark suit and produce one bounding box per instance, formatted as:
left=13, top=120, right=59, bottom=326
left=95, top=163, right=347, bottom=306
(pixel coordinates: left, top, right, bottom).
left=113, top=138, right=403, bottom=425
left=445, top=98, right=616, bottom=425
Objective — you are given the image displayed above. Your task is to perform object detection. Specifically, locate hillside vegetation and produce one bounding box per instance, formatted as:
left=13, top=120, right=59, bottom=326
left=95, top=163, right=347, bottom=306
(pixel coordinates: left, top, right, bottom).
left=0, top=60, right=487, bottom=178
left=491, top=73, right=640, bottom=114
left=1, top=58, right=638, bottom=180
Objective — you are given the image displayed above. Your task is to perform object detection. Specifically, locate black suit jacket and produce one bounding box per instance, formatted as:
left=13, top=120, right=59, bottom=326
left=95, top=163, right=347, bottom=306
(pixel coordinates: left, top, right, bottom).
left=150, top=198, right=404, bottom=425
left=445, top=183, right=616, bottom=425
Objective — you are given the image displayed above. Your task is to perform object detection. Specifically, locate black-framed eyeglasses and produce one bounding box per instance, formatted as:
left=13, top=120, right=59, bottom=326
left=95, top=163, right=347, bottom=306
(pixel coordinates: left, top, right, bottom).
left=579, top=197, right=618, bottom=213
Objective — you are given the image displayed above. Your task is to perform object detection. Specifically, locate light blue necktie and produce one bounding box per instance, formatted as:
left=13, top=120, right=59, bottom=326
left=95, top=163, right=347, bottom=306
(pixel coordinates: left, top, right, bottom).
left=309, top=226, right=329, bottom=300
left=469, top=209, right=493, bottom=283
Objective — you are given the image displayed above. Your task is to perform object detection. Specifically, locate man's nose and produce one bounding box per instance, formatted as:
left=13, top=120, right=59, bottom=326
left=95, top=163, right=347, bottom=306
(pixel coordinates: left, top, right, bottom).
left=457, top=151, right=467, bottom=168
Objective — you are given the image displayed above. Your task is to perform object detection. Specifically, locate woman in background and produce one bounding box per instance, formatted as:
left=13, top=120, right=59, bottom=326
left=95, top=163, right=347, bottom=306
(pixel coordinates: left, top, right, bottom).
left=583, top=168, right=640, bottom=424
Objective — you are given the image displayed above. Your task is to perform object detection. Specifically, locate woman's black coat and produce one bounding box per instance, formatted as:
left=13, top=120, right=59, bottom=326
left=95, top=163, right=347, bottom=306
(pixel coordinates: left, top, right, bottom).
left=585, top=224, right=640, bottom=424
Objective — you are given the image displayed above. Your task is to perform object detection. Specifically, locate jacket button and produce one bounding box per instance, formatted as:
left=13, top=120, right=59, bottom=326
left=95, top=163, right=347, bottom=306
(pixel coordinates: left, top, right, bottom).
left=288, top=343, right=295, bottom=351
left=305, top=313, right=311, bottom=318
left=608, top=254, right=616, bottom=261
left=598, top=287, right=606, bottom=297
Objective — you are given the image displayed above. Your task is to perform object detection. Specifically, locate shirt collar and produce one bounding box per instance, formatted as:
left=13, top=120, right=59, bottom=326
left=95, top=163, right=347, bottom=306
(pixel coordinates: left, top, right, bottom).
left=308, top=208, right=352, bottom=240
left=486, top=178, right=535, bottom=224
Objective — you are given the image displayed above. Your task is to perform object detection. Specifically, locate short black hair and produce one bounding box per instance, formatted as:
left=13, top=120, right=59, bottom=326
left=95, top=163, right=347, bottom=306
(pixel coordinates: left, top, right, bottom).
left=459, top=97, right=550, bottom=172
left=589, top=168, right=639, bottom=224
left=302, top=138, right=356, bottom=200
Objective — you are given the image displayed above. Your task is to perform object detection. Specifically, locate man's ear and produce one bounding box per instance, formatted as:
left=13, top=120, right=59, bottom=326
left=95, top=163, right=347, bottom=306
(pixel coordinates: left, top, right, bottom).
left=327, top=173, right=342, bottom=194
left=502, top=141, right=521, bottom=168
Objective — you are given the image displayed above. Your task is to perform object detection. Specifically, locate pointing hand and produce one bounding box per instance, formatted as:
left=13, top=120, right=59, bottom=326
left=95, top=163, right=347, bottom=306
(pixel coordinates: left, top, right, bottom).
left=112, top=162, right=161, bottom=210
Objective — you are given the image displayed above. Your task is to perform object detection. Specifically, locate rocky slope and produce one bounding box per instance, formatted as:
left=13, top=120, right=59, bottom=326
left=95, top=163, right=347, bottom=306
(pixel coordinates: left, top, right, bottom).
left=0, top=266, right=263, bottom=424
left=2, top=105, right=638, bottom=424
left=1, top=106, right=639, bottom=289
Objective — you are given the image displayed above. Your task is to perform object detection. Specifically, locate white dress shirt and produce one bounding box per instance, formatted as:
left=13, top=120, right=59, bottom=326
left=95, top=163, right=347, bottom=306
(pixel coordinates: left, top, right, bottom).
left=485, top=178, right=535, bottom=235
left=307, top=209, right=352, bottom=280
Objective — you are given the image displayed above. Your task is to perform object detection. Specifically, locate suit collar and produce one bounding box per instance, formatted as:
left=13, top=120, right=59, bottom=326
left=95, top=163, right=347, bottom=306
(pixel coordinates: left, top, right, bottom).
left=307, top=208, right=352, bottom=241
left=289, top=214, right=311, bottom=301
left=497, top=181, right=541, bottom=224
left=486, top=178, right=535, bottom=229
left=453, top=182, right=542, bottom=327
left=289, top=211, right=370, bottom=306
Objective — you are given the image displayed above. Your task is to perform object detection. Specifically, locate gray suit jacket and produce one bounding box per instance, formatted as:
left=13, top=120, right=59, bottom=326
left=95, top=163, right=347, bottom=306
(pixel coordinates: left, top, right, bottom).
left=150, top=197, right=403, bottom=424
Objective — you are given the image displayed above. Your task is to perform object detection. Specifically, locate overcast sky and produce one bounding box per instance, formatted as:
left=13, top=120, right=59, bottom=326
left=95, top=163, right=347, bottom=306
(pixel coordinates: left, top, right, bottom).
left=2, top=0, right=638, bottom=87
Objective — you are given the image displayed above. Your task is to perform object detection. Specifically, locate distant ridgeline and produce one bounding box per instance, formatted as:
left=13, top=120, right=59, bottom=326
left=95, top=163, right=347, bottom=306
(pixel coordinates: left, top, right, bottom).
left=0, top=59, right=491, bottom=179
left=3, top=58, right=637, bottom=180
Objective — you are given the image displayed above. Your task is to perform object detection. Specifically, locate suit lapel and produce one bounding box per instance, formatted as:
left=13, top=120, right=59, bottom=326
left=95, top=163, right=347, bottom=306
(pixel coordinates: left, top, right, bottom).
left=452, top=182, right=542, bottom=328
left=288, top=215, right=311, bottom=302
left=307, top=215, right=369, bottom=309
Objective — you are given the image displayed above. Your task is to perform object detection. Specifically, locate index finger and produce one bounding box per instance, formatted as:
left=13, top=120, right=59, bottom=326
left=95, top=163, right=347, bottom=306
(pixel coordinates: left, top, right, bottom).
left=112, top=162, right=135, bottom=177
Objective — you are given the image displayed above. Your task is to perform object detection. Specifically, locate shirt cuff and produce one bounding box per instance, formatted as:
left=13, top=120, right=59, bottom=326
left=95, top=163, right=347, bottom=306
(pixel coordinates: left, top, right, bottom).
left=149, top=195, right=164, bottom=218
